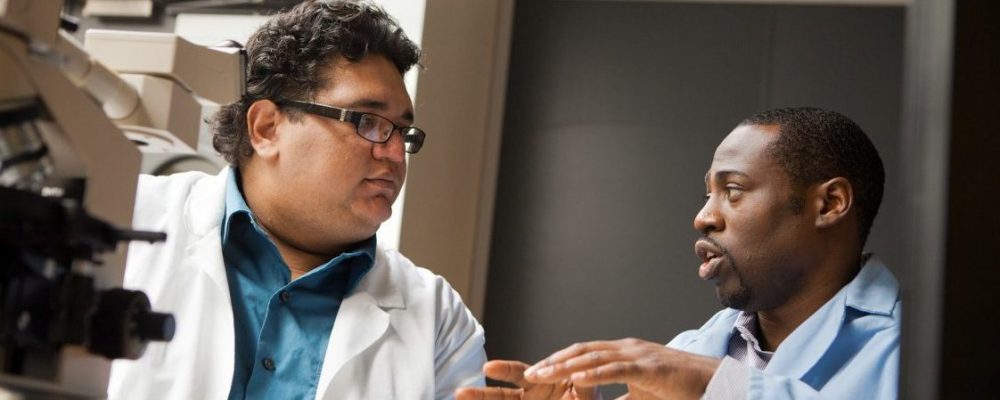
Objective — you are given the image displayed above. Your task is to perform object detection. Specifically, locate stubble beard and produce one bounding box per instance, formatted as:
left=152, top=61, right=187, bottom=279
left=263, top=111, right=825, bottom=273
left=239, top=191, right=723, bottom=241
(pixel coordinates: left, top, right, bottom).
left=718, top=194, right=803, bottom=311
left=718, top=255, right=753, bottom=310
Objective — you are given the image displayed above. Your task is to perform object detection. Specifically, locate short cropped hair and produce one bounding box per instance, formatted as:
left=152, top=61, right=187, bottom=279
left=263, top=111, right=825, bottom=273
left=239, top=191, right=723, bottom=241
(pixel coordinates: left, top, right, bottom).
left=740, top=107, right=885, bottom=247
left=212, top=0, right=420, bottom=168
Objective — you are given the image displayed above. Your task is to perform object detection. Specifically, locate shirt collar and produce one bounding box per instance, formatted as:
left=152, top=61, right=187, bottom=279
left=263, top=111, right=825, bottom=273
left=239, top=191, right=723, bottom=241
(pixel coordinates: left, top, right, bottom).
left=726, top=254, right=898, bottom=351
left=221, top=167, right=254, bottom=243
left=352, top=236, right=376, bottom=265
left=758, top=254, right=898, bottom=377
left=298, top=235, right=376, bottom=291
left=844, top=254, right=899, bottom=316
left=731, top=311, right=774, bottom=356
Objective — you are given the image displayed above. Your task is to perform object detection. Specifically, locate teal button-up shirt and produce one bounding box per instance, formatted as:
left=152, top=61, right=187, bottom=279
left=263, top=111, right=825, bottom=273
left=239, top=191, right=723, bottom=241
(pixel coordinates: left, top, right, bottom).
left=221, top=169, right=373, bottom=400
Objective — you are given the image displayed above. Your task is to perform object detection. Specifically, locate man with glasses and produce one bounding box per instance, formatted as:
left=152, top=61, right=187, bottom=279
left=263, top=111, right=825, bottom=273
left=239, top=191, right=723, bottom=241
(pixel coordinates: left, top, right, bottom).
left=108, top=1, right=485, bottom=399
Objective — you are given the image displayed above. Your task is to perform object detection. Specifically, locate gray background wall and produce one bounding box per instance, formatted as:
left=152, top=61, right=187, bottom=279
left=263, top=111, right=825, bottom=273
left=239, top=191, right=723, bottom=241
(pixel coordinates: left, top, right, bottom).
left=484, top=1, right=903, bottom=395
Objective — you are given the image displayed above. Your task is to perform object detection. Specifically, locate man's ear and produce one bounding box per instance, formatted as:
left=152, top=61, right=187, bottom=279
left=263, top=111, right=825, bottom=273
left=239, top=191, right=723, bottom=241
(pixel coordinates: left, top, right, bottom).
left=813, top=177, right=854, bottom=229
left=246, top=99, right=282, bottom=159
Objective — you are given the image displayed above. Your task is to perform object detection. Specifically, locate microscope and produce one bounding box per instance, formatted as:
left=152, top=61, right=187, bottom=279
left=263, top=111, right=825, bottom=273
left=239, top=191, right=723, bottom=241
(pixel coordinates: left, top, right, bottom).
left=1, top=0, right=242, bottom=397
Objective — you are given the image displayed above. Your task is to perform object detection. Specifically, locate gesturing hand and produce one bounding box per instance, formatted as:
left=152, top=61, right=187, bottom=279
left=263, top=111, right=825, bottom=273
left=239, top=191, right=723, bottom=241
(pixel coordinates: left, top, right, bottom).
left=522, top=338, right=721, bottom=400
left=455, top=359, right=596, bottom=400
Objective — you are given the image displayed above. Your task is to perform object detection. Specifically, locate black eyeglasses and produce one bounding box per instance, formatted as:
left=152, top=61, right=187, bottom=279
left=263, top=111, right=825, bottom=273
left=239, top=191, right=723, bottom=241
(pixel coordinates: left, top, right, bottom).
left=275, top=99, right=426, bottom=154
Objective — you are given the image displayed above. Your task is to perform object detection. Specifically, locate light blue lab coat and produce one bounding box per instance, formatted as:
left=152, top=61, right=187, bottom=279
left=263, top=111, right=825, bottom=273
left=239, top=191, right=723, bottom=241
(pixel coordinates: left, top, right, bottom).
left=668, top=257, right=900, bottom=399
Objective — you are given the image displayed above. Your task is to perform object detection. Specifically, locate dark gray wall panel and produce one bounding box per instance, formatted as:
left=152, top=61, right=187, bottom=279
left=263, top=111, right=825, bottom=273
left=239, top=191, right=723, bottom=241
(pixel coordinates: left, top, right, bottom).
left=766, top=6, right=904, bottom=269
left=488, top=1, right=772, bottom=362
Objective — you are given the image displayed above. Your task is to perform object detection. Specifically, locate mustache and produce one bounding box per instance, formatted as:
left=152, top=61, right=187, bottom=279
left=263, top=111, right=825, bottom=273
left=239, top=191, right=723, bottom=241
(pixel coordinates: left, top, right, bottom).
left=699, top=235, right=730, bottom=258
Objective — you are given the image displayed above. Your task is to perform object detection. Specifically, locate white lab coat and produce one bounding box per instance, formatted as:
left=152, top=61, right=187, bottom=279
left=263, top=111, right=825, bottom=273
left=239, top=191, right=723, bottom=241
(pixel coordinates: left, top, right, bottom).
left=107, top=168, right=486, bottom=400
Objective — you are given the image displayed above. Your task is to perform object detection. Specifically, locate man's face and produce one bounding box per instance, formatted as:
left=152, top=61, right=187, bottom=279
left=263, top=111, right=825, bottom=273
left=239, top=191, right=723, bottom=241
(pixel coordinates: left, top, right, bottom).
left=693, top=124, right=818, bottom=312
left=263, top=55, right=411, bottom=252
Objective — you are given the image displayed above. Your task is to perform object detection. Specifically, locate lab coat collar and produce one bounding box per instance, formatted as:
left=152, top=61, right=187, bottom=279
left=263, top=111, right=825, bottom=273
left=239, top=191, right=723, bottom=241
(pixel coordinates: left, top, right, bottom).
left=184, top=167, right=229, bottom=237
left=183, top=167, right=229, bottom=292
left=355, top=244, right=406, bottom=309
left=764, top=255, right=899, bottom=379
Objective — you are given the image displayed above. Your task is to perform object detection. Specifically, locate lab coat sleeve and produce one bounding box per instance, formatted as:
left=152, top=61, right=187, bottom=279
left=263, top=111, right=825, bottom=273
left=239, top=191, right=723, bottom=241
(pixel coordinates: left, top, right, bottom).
left=431, top=275, right=487, bottom=399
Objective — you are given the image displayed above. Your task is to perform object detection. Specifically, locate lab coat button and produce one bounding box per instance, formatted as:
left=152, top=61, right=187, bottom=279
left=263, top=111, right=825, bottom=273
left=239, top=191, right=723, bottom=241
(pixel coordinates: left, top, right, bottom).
left=262, top=358, right=276, bottom=371
left=280, top=291, right=290, bottom=302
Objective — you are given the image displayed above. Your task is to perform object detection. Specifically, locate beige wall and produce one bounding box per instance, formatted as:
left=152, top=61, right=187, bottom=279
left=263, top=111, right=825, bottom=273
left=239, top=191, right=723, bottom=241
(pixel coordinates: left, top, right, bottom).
left=399, top=0, right=515, bottom=319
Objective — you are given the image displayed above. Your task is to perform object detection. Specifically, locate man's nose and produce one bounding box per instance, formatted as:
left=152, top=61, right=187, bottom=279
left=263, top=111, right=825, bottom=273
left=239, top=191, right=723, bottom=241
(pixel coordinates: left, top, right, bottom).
left=694, top=198, right=723, bottom=234
left=372, top=131, right=406, bottom=162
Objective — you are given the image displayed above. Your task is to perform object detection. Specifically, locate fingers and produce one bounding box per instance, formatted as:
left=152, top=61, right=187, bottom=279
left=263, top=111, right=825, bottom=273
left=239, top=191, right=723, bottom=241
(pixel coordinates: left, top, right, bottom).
left=543, top=341, right=621, bottom=367
left=524, top=341, right=619, bottom=381
left=529, top=351, right=634, bottom=383
left=456, top=387, right=525, bottom=400
left=526, top=339, right=658, bottom=383
left=566, top=361, right=643, bottom=387
left=484, top=360, right=532, bottom=387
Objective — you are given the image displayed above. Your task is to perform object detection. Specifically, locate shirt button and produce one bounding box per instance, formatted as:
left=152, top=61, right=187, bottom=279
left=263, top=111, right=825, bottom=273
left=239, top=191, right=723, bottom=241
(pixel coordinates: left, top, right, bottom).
left=280, top=291, right=290, bottom=302
left=262, top=358, right=276, bottom=371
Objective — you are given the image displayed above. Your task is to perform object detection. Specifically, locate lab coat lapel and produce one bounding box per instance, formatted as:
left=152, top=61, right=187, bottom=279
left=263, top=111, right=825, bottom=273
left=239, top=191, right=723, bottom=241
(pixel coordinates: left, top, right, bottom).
left=314, top=291, right=389, bottom=399
left=184, top=228, right=228, bottom=292
left=314, top=251, right=404, bottom=399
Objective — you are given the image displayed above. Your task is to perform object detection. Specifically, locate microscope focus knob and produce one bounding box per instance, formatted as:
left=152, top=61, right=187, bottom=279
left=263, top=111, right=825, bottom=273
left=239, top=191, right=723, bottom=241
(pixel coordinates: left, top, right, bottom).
left=88, top=288, right=175, bottom=360
left=136, top=310, right=175, bottom=342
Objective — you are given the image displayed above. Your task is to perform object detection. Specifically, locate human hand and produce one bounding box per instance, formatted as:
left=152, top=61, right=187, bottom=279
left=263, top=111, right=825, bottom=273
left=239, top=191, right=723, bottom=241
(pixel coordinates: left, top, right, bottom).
left=455, top=359, right=597, bottom=400
left=522, top=338, right=721, bottom=400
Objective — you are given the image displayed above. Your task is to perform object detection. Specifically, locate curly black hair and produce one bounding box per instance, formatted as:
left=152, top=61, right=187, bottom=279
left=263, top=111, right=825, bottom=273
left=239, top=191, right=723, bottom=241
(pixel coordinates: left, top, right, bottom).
left=739, top=107, right=885, bottom=248
left=211, top=0, right=420, bottom=168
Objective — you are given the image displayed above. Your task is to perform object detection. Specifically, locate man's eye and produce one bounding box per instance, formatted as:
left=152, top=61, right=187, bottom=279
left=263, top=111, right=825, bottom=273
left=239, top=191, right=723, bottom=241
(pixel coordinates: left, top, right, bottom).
left=725, top=187, right=743, bottom=197
left=359, top=114, right=379, bottom=131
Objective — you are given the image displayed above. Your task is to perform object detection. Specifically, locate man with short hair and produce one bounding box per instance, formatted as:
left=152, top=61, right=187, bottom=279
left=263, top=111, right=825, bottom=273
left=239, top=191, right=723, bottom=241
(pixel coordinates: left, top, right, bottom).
left=109, top=1, right=485, bottom=399
left=458, top=107, right=898, bottom=399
